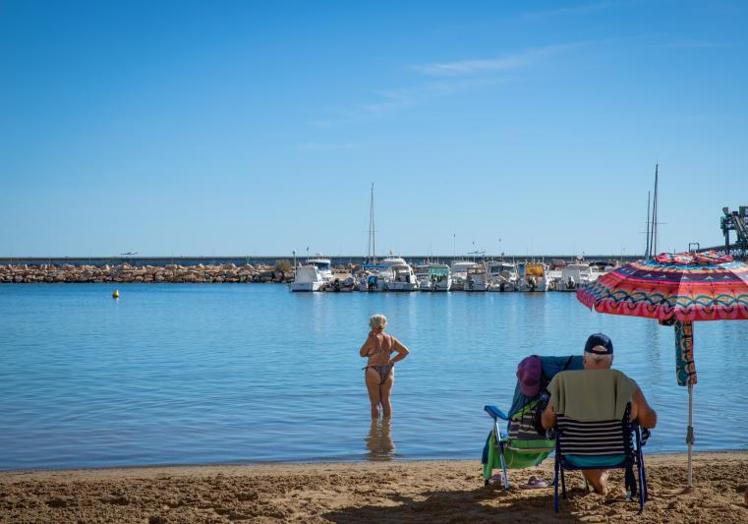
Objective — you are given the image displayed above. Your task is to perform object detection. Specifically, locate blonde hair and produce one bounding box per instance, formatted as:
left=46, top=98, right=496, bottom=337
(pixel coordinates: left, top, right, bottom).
left=369, top=314, right=387, bottom=330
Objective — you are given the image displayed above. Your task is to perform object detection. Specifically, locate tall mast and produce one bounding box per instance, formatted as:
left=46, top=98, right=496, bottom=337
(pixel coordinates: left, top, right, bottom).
left=645, top=190, right=651, bottom=259
left=650, top=164, right=659, bottom=256
left=368, top=183, right=376, bottom=263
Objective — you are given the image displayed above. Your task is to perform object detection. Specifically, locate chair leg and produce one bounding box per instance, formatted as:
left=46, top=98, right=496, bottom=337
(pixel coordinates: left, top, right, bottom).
left=500, top=453, right=509, bottom=490
left=640, top=451, right=649, bottom=503
left=638, top=473, right=644, bottom=514
left=561, top=467, right=567, bottom=499
left=554, top=458, right=560, bottom=513
left=639, top=452, right=648, bottom=507
left=497, top=441, right=509, bottom=490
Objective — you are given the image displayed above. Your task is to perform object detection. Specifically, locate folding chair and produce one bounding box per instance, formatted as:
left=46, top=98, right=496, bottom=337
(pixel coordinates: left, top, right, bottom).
left=554, top=403, right=650, bottom=513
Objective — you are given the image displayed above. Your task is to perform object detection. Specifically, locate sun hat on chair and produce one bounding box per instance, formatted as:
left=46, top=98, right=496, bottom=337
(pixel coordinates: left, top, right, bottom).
left=516, top=355, right=542, bottom=397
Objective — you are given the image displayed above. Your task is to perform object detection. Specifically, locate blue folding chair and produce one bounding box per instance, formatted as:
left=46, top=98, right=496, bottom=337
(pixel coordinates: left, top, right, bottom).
left=553, top=403, right=650, bottom=513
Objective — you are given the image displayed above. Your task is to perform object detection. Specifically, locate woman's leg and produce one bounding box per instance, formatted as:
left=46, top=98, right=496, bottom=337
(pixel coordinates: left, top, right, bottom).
left=365, top=368, right=382, bottom=419
left=379, top=370, right=395, bottom=419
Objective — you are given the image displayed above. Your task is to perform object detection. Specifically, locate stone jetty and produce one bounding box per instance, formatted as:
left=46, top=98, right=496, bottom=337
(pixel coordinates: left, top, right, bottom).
left=0, top=264, right=294, bottom=284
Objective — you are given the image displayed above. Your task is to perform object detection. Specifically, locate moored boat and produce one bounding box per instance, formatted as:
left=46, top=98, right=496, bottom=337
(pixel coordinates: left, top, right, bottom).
left=557, top=263, right=594, bottom=291
left=450, top=260, right=476, bottom=291
left=465, top=263, right=489, bottom=292
left=487, top=260, right=518, bottom=291
left=381, top=257, right=418, bottom=292
left=518, top=261, right=550, bottom=292
left=427, top=263, right=452, bottom=291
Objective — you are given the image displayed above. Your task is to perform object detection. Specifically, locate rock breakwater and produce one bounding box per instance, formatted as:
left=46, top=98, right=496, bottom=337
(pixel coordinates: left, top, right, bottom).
left=0, top=264, right=293, bottom=284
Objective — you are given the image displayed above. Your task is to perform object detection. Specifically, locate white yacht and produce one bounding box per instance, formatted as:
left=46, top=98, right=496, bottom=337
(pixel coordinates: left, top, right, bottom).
left=428, top=263, right=452, bottom=291
left=290, top=258, right=333, bottom=292
left=450, top=260, right=477, bottom=291
left=308, top=258, right=333, bottom=280
left=518, top=261, right=550, bottom=292
left=557, top=263, right=595, bottom=292
left=356, top=257, right=417, bottom=292
left=465, top=263, right=489, bottom=292
left=418, top=263, right=451, bottom=291
left=380, top=257, right=418, bottom=292
left=414, top=264, right=432, bottom=291
left=487, top=261, right=518, bottom=292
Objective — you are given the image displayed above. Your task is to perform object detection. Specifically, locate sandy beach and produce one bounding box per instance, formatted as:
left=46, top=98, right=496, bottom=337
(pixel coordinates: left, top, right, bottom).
left=0, top=452, right=745, bottom=523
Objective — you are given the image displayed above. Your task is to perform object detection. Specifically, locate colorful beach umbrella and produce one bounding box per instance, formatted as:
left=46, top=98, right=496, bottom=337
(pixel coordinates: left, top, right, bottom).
left=576, top=251, right=748, bottom=489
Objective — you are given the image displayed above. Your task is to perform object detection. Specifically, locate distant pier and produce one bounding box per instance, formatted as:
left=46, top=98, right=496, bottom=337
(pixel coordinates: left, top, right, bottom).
left=0, top=254, right=642, bottom=268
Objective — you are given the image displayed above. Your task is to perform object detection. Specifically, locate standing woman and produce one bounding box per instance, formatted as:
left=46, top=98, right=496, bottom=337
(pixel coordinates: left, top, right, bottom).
left=359, top=314, right=410, bottom=419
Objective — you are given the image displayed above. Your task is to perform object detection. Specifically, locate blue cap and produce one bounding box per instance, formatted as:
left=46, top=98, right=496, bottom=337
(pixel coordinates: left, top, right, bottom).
left=584, top=333, right=614, bottom=355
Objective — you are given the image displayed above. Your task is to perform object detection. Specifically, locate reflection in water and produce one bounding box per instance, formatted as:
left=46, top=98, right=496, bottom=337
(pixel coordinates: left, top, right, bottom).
left=365, top=419, right=395, bottom=461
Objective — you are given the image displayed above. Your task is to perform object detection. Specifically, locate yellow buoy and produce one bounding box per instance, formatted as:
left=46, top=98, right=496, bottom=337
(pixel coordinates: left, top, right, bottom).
left=112, top=289, right=120, bottom=299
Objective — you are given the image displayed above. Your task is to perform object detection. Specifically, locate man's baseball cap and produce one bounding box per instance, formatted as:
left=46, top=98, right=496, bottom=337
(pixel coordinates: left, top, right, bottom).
left=584, top=333, right=614, bottom=355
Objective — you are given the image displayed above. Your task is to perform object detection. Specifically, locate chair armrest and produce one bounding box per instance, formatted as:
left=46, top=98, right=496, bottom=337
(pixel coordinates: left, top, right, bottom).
left=632, top=423, right=652, bottom=446
left=484, top=405, right=509, bottom=421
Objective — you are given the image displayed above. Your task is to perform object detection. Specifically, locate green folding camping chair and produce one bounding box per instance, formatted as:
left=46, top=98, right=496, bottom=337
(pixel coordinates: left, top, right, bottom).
left=482, top=355, right=583, bottom=489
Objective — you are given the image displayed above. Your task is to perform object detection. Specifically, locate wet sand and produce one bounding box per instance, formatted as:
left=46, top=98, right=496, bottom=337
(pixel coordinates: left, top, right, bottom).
left=1, top=452, right=746, bottom=523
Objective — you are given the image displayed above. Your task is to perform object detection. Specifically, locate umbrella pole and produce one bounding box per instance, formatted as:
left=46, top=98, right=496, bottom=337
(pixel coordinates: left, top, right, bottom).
left=675, top=320, right=697, bottom=490
left=687, top=382, right=694, bottom=489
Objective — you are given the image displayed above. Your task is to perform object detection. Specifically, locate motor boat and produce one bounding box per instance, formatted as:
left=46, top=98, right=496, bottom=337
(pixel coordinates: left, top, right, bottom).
left=487, top=261, right=518, bottom=292
left=414, top=264, right=432, bottom=291
left=427, top=263, right=452, bottom=291
left=450, top=260, right=476, bottom=291
left=355, top=266, right=385, bottom=292
left=557, top=263, right=595, bottom=292
left=322, top=276, right=356, bottom=292
left=417, top=263, right=452, bottom=291
left=465, top=263, right=489, bottom=292
left=290, top=257, right=333, bottom=292
left=354, top=257, right=416, bottom=292
left=518, top=261, right=550, bottom=292
left=306, top=258, right=333, bottom=281
left=380, top=257, right=418, bottom=291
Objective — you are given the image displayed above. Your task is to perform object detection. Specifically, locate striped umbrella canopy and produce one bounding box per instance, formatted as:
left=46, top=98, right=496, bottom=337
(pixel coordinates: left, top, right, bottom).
left=576, top=251, right=748, bottom=489
left=577, top=251, right=748, bottom=322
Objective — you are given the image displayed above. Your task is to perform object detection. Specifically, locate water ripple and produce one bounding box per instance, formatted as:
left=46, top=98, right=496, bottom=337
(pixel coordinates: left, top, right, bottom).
left=0, top=283, right=746, bottom=470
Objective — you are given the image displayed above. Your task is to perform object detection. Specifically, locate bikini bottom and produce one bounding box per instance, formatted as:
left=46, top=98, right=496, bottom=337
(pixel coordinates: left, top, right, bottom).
left=364, top=364, right=392, bottom=385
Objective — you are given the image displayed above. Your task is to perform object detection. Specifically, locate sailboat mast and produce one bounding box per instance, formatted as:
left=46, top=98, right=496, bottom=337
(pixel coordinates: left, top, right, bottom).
left=651, top=164, right=659, bottom=256
left=368, top=183, right=376, bottom=263
left=645, top=190, right=651, bottom=259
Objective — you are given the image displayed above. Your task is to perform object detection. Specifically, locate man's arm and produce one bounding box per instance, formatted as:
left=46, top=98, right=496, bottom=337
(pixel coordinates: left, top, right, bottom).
left=631, top=388, right=657, bottom=429
left=540, top=402, right=556, bottom=430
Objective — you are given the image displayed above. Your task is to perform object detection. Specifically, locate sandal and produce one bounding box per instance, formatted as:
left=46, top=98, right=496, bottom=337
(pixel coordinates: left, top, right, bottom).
left=524, top=475, right=549, bottom=489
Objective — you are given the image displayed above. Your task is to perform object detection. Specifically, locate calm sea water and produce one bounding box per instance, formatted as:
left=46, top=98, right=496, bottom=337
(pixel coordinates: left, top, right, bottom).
left=1, top=284, right=746, bottom=470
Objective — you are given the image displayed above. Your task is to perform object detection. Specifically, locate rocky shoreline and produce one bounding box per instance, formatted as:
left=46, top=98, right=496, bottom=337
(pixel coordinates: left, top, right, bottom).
left=0, top=264, right=297, bottom=284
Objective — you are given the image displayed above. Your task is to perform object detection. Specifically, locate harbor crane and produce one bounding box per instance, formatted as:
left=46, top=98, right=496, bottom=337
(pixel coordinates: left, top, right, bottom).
left=720, top=206, right=748, bottom=257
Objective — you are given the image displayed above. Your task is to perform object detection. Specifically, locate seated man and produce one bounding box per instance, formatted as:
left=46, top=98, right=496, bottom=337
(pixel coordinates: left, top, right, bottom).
left=540, top=333, right=657, bottom=495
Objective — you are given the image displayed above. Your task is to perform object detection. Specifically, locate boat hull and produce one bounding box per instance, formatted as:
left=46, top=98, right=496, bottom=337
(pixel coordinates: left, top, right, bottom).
left=290, top=281, right=324, bottom=292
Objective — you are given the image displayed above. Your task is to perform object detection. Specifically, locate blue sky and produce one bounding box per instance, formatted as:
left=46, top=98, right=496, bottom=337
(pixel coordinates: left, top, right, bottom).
left=1, top=0, right=746, bottom=257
